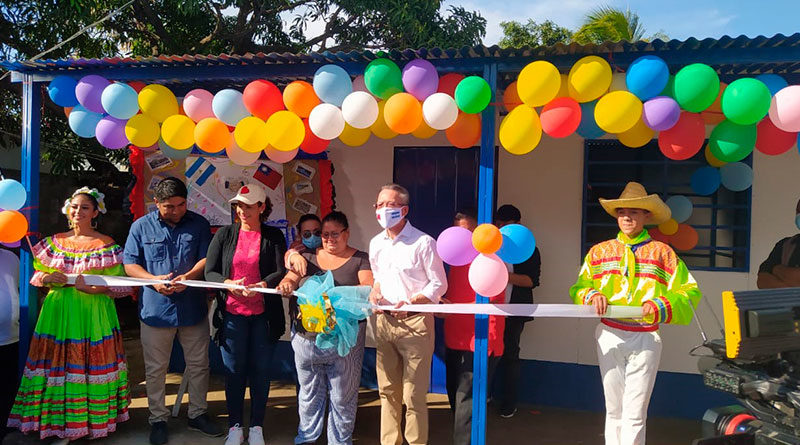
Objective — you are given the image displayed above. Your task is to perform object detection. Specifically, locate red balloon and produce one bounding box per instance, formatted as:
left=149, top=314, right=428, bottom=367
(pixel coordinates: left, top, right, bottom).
left=671, top=224, right=699, bottom=251
left=756, top=118, right=796, bottom=156
left=128, top=81, right=146, bottom=93
left=648, top=227, right=671, bottom=244
left=658, top=112, right=705, bottom=160
left=540, top=97, right=581, bottom=138
left=299, top=119, right=330, bottom=154
left=243, top=80, right=284, bottom=120
left=437, top=73, right=465, bottom=97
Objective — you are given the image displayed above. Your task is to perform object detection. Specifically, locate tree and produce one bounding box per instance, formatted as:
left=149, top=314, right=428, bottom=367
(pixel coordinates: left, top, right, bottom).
left=572, top=5, right=667, bottom=45
left=498, top=19, right=572, bottom=48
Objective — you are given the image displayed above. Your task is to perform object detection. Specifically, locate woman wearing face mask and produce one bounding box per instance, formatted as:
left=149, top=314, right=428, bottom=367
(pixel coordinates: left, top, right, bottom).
left=277, top=211, right=373, bottom=445
left=204, top=184, right=287, bottom=445
left=284, top=214, right=322, bottom=276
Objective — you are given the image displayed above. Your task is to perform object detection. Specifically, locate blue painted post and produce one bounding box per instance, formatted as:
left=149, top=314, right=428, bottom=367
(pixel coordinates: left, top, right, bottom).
left=19, top=75, right=41, bottom=375
left=471, top=62, right=497, bottom=445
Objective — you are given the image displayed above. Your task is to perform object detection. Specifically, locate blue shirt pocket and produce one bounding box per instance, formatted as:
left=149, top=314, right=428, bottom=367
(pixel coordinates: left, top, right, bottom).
left=144, top=235, right=168, bottom=262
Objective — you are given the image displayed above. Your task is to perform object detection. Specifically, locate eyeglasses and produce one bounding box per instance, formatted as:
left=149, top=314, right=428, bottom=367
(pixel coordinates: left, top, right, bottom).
left=374, top=201, right=405, bottom=209
left=321, top=231, right=343, bottom=239
left=301, top=230, right=321, bottom=239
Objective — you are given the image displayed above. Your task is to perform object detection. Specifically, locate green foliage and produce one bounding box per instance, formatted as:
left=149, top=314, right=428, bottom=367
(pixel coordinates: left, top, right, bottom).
left=572, top=5, right=667, bottom=45
left=498, top=19, right=572, bottom=48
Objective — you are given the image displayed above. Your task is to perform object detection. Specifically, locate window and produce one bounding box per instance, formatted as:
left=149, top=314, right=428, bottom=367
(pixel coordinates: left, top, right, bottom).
left=582, top=139, right=751, bottom=272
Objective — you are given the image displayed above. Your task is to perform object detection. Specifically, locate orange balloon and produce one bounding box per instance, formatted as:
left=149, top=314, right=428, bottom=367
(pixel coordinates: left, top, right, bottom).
left=64, top=107, right=73, bottom=118
left=446, top=112, right=481, bottom=149
left=701, top=82, right=727, bottom=125
left=648, top=227, right=671, bottom=244
left=472, top=224, right=502, bottom=254
left=384, top=93, right=423, bottom=134
left=671, top=224, right=699, bottom=251
left=503, top=81, right=522, bottom=112
left=0, top=210, right=28, bottom=243
left=283, top=80, right=320, bottom=118
left=194, top=118, right=230, bottom=153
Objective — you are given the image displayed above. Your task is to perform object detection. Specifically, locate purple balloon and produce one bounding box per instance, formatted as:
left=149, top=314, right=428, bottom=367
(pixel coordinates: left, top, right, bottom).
left=1, top=240, right=20, bottom=248
left=75, top=75, right=110, bottom=113
left=402, top=59, right=439, bottom=101
left=436, top=226, right=479, bottom=266
left=95, top=116, right=129, bottom=149
left=642, top=96, right=681, bottom=131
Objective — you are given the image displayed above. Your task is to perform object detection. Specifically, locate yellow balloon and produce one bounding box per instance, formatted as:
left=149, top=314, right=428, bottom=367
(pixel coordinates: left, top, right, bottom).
left=617, top=118, right=654, bottom=148
left=234, top=116, right=268, bottom=153
left=594, top=91, right=642, bottom=134
left=517, top=61, right=561, bottom=107
left=266, top=111, right=305, bottom=152
left=339, top=123, right=371, bottom=147
left=160, top=115, right=195, bottom=150
left=555, top=74, right=569, bottom=98
left=499, top=105, right=542, bottom=155
left=411, top=119, right=437, bottom=139
left=658, top=218, right=679, bottom=236
left=705, top=144, right=727, bottom=167
left=371, top=100, right=398, bottom=139
left=139, top=84, right=178, bottom=123
left=125, top=114, right=160, bottom=147
left=568, top=55, right=612, bottom=102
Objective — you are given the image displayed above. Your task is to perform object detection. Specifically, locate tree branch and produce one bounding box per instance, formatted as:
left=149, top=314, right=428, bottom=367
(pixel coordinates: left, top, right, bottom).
left=131, top=0, right=171, bottom=49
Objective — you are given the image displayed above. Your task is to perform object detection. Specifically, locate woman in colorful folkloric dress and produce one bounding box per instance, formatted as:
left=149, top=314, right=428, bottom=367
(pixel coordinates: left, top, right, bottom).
left=7, top=187, right=133, bottom=444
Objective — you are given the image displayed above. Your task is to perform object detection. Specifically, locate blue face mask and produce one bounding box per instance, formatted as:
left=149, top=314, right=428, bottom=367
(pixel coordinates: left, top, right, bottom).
left=302, top=234, right=322, bottom=249
left=795, top=214, right=800, bottom=231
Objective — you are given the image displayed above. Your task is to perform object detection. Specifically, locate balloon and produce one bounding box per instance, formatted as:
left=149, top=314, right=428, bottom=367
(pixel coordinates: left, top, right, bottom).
left=265, top=145, right=299, bottom=163
left=608, top=73, right=627, bottom=92
left=160, top=115, right=196, bottom=150
left=705, top=144, right=727, bottom=167
left=1, top=241, right=20, bottom=248
left=648, top=227, right=671, bottom=244
left=517, top=60, right=561, bottom=107
left=75, top=75, right=110, bottom=113
left=658, top=112, right=705, bottom=160
left=755, top=74, right=788, bottom=96
left=671, top=224, right=699, bottom=251
left=555, top=74, right=570, bottom=98
left=499, top=106, right=541, bottom=155
left=364, top=58, right=403, bottom=100
left=756, top=118, right=796, bottom=155
left=48, top=75, right=78, bottom=107
left=352, top=75, right=370, bottom=94
left=709, top=120, right=756, bottom=163
left=313, top=64, right=353, bottom=107
left=308, top=103, right=345, bottom=140
left=618, top=118, right=654, bottom=148
left=659, top=75, right=675, bottom=98
left=194, top=118, right=230, bottom=153
left=338, top=124, right=371, bottom=147
left=446, top=113, right=481, bottom=149
left=125, top=114, right=160, bottom=148
left=496, top=224, right=536, bottom=264
left=642, top=96, right=680, bottom=131
left=299, top=119, right=330, bottom=154
left=568, top=55, right=612, bottom=103
left=384, top=92, right=423, bottom=134
left=454, top=76, right=491, bottom=114
left=422, top=92, right=458, bottom=130
left=266, top=110, right=305, bottom=151
left=68, top=105, right=104, bottom=138
left=158, top=139, right=191, bottom=160
left=720, top=162, right=754, bottom=191
left=701, top=82, right=727, bottom=125
left=769, top=86, right=800, bottom=132
left=95, top=116, right=129, bottom=149
left=341, top=91, right=379, bottom=129
left=0, top=210, right=28, bottom=243
left=411, top=120, right=437, bottom=139
left=64, top=107, right=73, bottom=118
left=437, top=73, right=464, bottom=97
left=658, top=218, right=679, bottom=236
left=243, top=80, right=284, bottom=120
left=212, top=89, right=250, bottom=126
left=625, top=55, right=669, bottom=101
left=674, top=63, right=719, bottom=112
left=225, top=138, right=261, bottom=166
left=100, top=82, right=139, bottom=119
left=371, top=101, right=399, bottom=139
left=468, top=253, right=509, bottom=296
left=402, top=59, right=439, bottom=101
left=0, top=179, right=27, bottom=211
left=576, top=100, right=605, bottom=139
left=472, top=223, right=502, bottom=254
left=183, top=89, right=216, bottom=122
left=721, top=78, right=771, bottom=125
left=437, top=226, right=479, bottom=266
left=666, top=195, right=693, bottom=223
left=234, top=116, right=268, bottom=153
left=691, top=167, right=721, bottom=196
left=540, top=97, right=581, bottom=138
left=503, top=81, right=522, bottom=112
left=139, top=84, right=179, bottom=123
left=127, top=81, right=146, bottom=93
left=594, top=91, right=642, bottom=133
left=283, top=80, right=320, bottom=118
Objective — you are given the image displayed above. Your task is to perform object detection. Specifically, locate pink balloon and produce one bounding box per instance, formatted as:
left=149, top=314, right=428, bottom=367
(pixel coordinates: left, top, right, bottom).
left=437, top=226, right=479, bottom=266
left=265, top=146, right=298, bottom=163
left=769, top=85, right=800, bottom=132
left=183, top=89, right=216, bottom=122
left=468, top=253, right=509, bottom=296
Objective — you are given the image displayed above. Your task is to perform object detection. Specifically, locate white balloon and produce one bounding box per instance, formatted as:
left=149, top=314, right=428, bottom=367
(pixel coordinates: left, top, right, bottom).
left=308, top=103, right=345, bottom=140
left=226, top=138, right=261, bottom=166
left=422, top=93, right=458, bottom=130
left=341, top=91, right=379, bottom=129
left=768, top=85, right=800, bottom=132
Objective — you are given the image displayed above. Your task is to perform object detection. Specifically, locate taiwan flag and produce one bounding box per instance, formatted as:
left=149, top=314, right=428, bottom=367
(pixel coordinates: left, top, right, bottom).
left=253, top=163, right=282, bottom=190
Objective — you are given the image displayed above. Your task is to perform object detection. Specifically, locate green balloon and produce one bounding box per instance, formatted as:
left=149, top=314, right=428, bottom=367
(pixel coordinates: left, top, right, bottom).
left=659, top=74, right=675, bottom=98
left=721, top=78, right=771, bottom=125
left=364, top=58, right=403, bottom=100
left=454, top=76, right=491, bottom=114
left=708, top=119, right=756, bottom=162
left=674, top=63, right=720, bottom=112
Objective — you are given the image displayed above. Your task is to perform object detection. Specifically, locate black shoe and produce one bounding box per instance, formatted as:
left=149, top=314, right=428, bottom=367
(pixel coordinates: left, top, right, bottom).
left=188, top=413, right=224, bottom=437
left=499, top=407, right=517, bottom=418
left=149, top=421, right=168, bottom=445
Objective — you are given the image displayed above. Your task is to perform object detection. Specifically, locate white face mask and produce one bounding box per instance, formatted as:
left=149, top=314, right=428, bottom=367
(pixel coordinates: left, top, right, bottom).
left=376, top=207, right=405, bottom=229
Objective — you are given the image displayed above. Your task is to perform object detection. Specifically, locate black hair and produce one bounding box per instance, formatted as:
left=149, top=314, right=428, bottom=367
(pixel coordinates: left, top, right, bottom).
left=297, top=213, right=321, bottom=232
left=454, top=206, right=478, bottom=222
left=496, top=204, right=521, bottom=223
left=322, top=210, right=349, bottom=230
left=154, top=177, right=188, bottom=201
left=232, top=196, right=273, bottom=223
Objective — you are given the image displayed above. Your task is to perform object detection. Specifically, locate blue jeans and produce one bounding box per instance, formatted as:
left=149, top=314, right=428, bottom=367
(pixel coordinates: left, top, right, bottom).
left=220, top=312, right=276, bottom=427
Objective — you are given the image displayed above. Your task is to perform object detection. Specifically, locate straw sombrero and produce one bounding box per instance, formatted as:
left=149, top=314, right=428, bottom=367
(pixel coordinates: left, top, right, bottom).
left=598, top=182, right=671, bottom=224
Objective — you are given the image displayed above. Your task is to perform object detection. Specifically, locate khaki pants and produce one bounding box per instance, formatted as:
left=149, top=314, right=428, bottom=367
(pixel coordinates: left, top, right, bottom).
left=140, top=320, right=210, bottom=424
left=373, top=313, right=435, bottom=445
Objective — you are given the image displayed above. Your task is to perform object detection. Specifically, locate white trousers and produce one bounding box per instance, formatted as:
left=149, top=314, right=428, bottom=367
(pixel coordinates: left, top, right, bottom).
left=595, top=323, right=662, bottom=445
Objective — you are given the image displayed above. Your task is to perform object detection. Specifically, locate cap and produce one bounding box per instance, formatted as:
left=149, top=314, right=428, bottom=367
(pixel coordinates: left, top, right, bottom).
left=229, top=183, right=267, bottom=205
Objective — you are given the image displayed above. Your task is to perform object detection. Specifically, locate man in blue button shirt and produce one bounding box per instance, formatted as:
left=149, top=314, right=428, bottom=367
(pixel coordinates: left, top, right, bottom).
left=124, top=177, right=223, bottom=445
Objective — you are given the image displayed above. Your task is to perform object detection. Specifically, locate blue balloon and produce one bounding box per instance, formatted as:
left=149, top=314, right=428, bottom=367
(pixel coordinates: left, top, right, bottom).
left=212, top=89, right=250, bottom=126
left=48, top=75, right=78, bottom=107
left=626, top=56, right=669, bottom=101
left=576, top=100, right=605, bottom=139
left=496, top=224, right=536, bottom=264
left=665, top=195, right=693, bottom=223
left=720, top=162, right=753, bottom=192
left=0, top=179, right=27, bottom=211
left=313, top=64, right=353, bottom=107
left=101, top=82, right=139, bottom=119
left=691, top=167, right=721, bottom=196
left=158, top=138, right=191, bottom=160
left=755, top=74, right=788, bottom=96
left=67, top=105, right=104, bottom=138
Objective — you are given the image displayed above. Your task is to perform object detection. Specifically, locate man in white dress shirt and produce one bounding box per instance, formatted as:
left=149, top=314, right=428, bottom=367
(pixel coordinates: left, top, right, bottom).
left=369, top=184, right=448, bottom=445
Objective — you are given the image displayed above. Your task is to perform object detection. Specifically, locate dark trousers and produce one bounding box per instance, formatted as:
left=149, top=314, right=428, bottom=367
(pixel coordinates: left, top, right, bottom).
left=497, top=317, right=528, bottom=412
left=446, top=348, right=498, bottom=445
left=220, top=312, right=276, bottom=427
left=0, top=342, right=19, bottom=440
